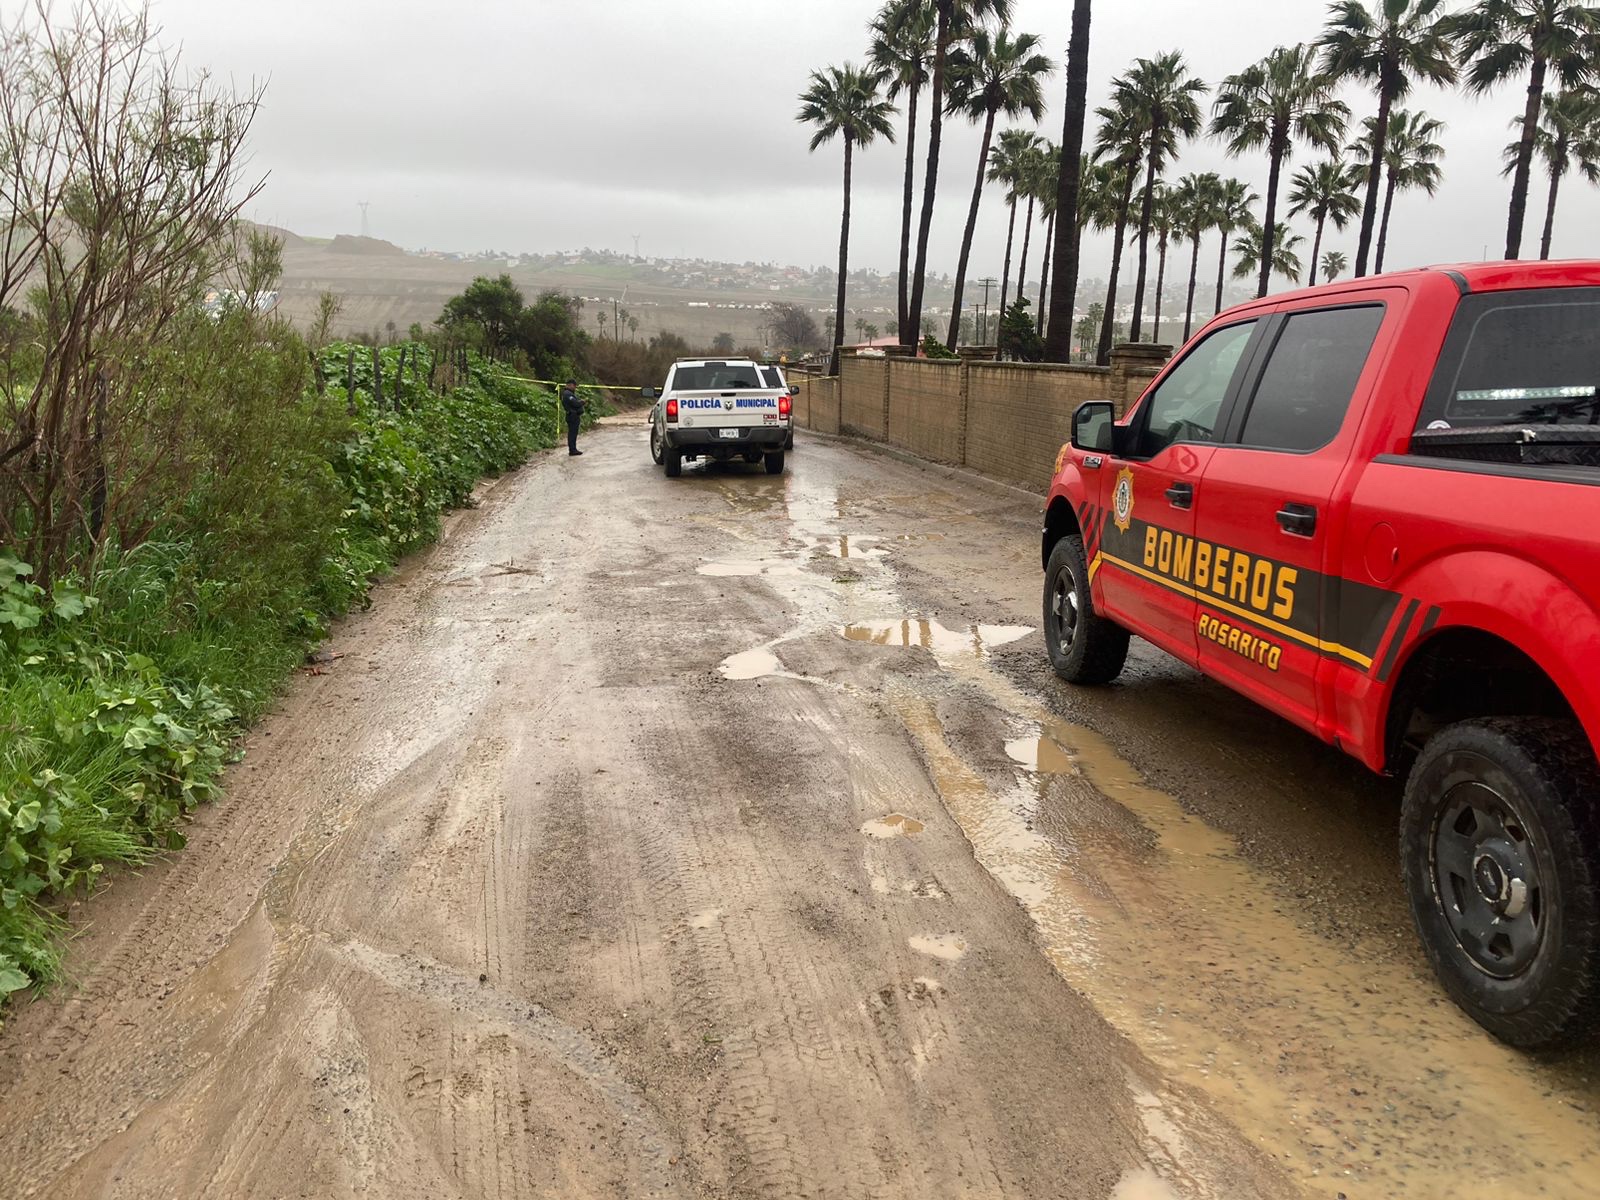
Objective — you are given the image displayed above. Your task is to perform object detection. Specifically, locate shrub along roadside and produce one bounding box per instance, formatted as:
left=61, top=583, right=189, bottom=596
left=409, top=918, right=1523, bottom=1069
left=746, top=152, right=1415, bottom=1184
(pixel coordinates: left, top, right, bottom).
left=0, top=341, right=576, bottom=1011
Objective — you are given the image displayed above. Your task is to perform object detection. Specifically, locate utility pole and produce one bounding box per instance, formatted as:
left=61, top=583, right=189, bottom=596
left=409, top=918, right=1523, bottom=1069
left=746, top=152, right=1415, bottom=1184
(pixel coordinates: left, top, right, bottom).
left=358, top=201, right=370, bottom=238
left=975, top=276, right=997, bottom=344
left=632, top=234, right=641, bottom=259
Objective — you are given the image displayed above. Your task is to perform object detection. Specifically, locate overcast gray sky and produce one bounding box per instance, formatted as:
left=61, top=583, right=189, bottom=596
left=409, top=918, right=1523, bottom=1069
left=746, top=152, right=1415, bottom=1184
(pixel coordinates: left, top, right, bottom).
left=150, top=0, right=1581, bottom=281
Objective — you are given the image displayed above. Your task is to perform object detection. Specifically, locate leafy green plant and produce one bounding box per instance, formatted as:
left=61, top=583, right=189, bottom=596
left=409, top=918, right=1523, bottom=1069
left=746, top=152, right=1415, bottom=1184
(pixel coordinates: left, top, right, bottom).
left=0, top=342, right=565, bottom=1015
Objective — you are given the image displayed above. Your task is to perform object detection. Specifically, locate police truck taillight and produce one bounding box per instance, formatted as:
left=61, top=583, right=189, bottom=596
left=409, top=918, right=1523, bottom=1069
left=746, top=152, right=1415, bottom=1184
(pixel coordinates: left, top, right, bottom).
left=666, top=398, right=678, bottom=421
left=779, top=394, right=792, bottom=418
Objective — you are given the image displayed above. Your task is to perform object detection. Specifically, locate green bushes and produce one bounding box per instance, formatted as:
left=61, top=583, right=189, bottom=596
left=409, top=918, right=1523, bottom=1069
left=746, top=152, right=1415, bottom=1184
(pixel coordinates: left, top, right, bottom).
left=0, top=340, right=563, bottom=1008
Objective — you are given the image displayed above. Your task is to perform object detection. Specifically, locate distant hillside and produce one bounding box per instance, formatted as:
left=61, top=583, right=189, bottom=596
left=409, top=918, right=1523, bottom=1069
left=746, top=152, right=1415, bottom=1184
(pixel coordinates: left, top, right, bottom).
left=262, top=229, right=929, bottom=348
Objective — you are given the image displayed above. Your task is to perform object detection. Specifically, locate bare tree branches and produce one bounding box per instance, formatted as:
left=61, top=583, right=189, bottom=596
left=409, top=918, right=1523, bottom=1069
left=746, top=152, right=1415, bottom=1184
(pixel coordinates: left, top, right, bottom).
left=0, top=0, right=265, bottom=582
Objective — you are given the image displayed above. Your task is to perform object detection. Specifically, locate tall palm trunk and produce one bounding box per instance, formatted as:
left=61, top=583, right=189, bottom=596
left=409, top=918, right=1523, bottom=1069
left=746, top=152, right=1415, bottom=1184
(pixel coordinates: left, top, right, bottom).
left=1130, top=143, right=1159, bottom=340
left=948, top=107, right=999, bottom=350
left=1258, top=130, right=1287, bottom=299
left=1036, top=211, right=1056, bottom=334
left=1183, top=225, right=1202, bottom=341
left=998, top=198, right=1018, bottom=324
left=1355, top=72, right=1394, bottom=278
left=1015, top=195, right=1037, bottom=306
left=1507, top=56, right=1548, bottom=260
left=1042, top=0, right=1092, bottom=362
left=1375, top=168, right=1399, bottom=274
left=1541, top=136, right=1568, bottom=261
left=908, top=4, right=952, bottom=347
left=830, top=136, right=854, bottom=377
left=1152, top=230, right=1169, bottom=344
left=896, top=82, right=921, bottom=344
left=1097, top=162, right=1138, bottom=364
left=1215, top=230, right=1230, bottom=315
left=1309, top=213, right=1326, bottom=287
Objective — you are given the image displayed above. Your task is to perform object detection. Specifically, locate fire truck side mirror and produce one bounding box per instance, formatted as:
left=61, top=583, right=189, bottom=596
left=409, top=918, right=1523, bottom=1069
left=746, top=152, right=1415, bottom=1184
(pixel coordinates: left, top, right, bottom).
left=1072, top=402, right=1115, bottom=454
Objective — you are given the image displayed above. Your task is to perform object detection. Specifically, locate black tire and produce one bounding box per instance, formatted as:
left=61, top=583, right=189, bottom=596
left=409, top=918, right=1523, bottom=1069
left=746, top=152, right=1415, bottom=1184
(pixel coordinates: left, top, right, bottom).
left=764, top=451, right=785, bottom=475
left=1400, top=717, right=1600, bottom=1049
left=785, top=430, right=795, bottom=450
left=1043, top=534, right=1128, bottom=685
left=649, top=421, right=664, bottom=465
left=664, top=447, right=682, bottom=478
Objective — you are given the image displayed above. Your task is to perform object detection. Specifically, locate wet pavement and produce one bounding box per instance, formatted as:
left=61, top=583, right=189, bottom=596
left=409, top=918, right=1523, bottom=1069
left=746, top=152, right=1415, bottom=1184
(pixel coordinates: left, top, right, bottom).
left=1, top=421, right=1597, bottom=1199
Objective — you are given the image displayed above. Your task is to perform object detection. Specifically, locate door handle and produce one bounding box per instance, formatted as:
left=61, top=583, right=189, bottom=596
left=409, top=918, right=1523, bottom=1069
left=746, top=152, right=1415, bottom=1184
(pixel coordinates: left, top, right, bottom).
left=1165, top=482, right=1194, bottom=509
left=1277, top=503, right=1318, bottom=537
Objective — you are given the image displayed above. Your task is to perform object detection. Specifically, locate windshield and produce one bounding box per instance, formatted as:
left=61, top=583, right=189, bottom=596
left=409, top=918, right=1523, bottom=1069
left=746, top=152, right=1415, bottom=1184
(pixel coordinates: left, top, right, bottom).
left=1429, top=296, right=1600, bottom=427
left=671, top=363, right=762, bottom=391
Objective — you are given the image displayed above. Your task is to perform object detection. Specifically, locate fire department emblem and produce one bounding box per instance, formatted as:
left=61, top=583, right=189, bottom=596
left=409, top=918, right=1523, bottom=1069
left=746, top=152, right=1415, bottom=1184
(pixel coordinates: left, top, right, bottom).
left=1112, top=467, right=1135, bottom=533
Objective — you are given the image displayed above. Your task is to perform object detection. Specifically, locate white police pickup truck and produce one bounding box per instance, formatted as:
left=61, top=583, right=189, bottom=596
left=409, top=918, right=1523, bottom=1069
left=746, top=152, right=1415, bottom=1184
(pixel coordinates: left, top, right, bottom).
left=644, top=358, right=795, bottom=477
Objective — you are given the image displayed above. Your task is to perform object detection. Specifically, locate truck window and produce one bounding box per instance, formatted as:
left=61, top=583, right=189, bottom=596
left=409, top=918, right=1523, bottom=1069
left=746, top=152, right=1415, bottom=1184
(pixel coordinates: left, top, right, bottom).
left=1420, top=289, right=1600, bottom=429
left=672, top=364, right=761, bottom=390
left=1236, top=305, right=1384, bottom=452
left=1138, top=320, right=1257, bottom=457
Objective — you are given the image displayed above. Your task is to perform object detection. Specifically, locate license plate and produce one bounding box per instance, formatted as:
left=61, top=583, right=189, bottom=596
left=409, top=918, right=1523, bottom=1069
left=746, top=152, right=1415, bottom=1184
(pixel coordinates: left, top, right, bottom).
left=718, top=428, right=741, bottom=439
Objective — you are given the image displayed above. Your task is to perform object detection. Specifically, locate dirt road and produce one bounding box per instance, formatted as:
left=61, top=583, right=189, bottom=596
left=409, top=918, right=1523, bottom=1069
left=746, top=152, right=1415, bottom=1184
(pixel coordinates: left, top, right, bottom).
left=2, top=422, right=1597, bottom=1199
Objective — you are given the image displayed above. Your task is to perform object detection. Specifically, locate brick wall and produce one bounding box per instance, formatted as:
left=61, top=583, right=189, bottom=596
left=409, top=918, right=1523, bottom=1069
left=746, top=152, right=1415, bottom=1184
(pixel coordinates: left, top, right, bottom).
left=886, top=360, right=963, bottom=465
left=839, top=357, right=888, bottom=439
left=963, top=362, right=1111, bottom=490
left=792, top=344, right=1172, bottom=493
left=792, top=375, right=840, bottom=434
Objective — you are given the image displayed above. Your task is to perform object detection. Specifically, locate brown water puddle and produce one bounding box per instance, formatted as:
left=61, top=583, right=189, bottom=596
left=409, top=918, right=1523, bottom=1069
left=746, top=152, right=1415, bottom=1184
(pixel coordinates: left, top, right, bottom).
left=861, top=813, right=925, bottom=838
left=841, top=619, right=1033, bottom=662
left=892, top=688, right=1600, bottom=1199
left=718, top=649, right=782, bottom=680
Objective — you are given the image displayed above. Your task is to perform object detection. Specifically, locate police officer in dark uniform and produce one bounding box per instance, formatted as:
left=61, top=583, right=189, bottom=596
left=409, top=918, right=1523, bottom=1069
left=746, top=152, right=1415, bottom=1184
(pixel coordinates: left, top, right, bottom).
left=561, top=380, right=584, bottom=456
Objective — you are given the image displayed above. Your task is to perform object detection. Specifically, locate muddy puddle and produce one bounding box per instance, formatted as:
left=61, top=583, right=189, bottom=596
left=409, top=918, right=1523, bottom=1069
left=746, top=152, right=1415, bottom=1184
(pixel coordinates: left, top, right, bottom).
left=717, top=648, right=783, bottom=680
left=861, top=813, right=925, bottom=838
left=891, top=678, right=1600, bottom=1198
left=841, top=619, right=1033, bottom=662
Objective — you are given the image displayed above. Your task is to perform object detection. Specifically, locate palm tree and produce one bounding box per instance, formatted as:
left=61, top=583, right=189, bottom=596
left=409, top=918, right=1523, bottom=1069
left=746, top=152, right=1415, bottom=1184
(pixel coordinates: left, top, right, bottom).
left=1043, top=0, right=1094, bottom=362
left=1034, top=149, right=1062, bottom=335
left=1149, top=185, right=1178, bottom=344
left=1232, top=222, right=1305, bottom=286
left=1172, top=171, right=1222, bottom=341
left=869, top=0, right=936, bottom=344
left=988, top=128, right=1044, bottom=325
left=797, top=64, right=898, bottom=375
left=1516, top=87, right=1600, bottom=258
left=1211, top=44, right=1349, bottom=298
left=1318, top=0, right=1457, bottom=277
left=906, top=0, right=1013, bottom=349
left=944, top=26, right=1053, bottom=350
left=1287, top=159, right=1362, bottom=285
left=1093, top=97, right=1146, bottom=363
left=1109, top=52, right=1208, bottom=343
left=1013, top=142, right=1052, bottom=308
left=1212, top=178, right=1261, bottom=315
left=1370, top=110, right=1445, bottom=271
left=1450, top=0, right=1600, bottom=259
left=1322, top=249, right=1349, bottom=280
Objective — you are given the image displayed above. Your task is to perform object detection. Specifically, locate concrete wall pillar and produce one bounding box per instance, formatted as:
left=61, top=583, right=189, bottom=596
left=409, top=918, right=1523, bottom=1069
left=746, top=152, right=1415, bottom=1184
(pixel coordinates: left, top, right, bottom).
left=1107, top=342, right=1172, bottom=417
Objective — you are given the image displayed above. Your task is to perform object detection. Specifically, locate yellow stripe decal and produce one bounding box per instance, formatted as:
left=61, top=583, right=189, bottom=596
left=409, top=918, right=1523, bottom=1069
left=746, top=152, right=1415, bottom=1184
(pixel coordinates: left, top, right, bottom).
left=1096, top=551, right=1373, bottom=670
